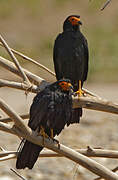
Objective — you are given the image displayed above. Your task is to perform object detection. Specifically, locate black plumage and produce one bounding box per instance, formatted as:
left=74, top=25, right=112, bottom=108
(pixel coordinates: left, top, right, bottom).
left=53, top=15, right=89, bottom=123
left=16, top=79, right=73, bottom=169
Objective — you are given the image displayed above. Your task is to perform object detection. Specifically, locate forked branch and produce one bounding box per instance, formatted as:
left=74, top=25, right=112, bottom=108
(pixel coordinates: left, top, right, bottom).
left=0, top=98, right=118, bottom=179
left=0, top=35, right=31, bottom=86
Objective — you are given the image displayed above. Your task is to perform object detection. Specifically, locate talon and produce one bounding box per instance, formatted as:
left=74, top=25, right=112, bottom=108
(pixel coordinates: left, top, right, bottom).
left=75, top=80, right=84, bottom=97
left=50, top=129, right=60, bottom=149
left=52, top=138, right=60, bottom=149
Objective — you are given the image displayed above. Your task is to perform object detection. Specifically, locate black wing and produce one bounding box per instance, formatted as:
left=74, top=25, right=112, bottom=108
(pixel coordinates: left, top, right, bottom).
left=53, top=33, right=63, bottom=80
left=82, top=36, right=89, bottom=81
left=44, top=91, right=72, bottom=136
left=28, top=89, right=51, bottom=130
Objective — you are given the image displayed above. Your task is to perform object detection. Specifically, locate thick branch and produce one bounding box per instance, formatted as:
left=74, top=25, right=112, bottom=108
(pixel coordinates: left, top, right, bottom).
left=0, top=123, right=118, bottom=179
left=0, top=79, right=37, bottom=93
left=0, top=77, right=117, bottom=115
left=0, top=56, right=44, bottom=85
left=73, top=95, right=118, bottom=115
left=0, top=98, right=118, bottom=179
left=0, top=35, right=30, bottom=85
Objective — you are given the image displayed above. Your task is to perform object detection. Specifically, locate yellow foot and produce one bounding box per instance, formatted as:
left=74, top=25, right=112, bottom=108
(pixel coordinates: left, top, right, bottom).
left=50, top=128, right=53, bottom=139
left=39, top=126, right=49, bottom=145
left=75, top=89, right=84, bottom=97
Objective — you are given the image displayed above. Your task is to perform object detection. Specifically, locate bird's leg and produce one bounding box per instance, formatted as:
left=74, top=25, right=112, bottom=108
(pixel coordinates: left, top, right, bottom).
left=76, top=80, right=84, bottom=97
left=50, top=128, right=60, bottom=149
left=51, top=128, right=53, bottom=139
left=39, top=126, right=49, bottom=145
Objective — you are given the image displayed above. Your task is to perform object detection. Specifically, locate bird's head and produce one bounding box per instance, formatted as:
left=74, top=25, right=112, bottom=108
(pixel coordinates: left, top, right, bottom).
left=56, top=79, right=73, bottom=92
left=63, top=15, right=82, bottom=31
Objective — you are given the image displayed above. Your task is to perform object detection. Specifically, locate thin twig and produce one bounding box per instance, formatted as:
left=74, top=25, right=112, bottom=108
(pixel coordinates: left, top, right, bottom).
left=0, top=56, right=44, bottom=85
left=10, top=168, right=28, bottom=180
left=100, top=0, right=111, bottom=11
left=0, top=35, right=31, bottom=85
left=0, top=42, right=55, bottom=77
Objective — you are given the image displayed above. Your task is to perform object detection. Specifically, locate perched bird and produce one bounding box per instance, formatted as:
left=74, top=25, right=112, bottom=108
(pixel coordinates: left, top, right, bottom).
left=53, top=15, right=89, bottom=123
left=16, top=79, right=73, bottom=169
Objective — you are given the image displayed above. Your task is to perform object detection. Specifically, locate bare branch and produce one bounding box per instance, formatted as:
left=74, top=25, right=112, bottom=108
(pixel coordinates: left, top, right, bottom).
left=101, top=0, right=112, bottom=11
left=10, top=168, right=28, bottom=180
left=0, top=97, right=31, bottom=134
left=0, top=113, right=29, bottom=123
left=94, top=166, right=118, bottom=180
left=1, top=79, right=118, bottom=117
left=0, top=122, right=17, bottom=135
left=0, top=99, right=118, bottom=179
left=73, top=95, right=118, bottom=115
left=0, top=35, right=31, bottom=85
left=2, top=148, right=118, bottom=160
left=0, top=56, right=44, bottom=85
left=0, top=79, right=37, bottom=93
left=0, top=42, right=55, bottom=77
left=2, top=126, right=118, bottom=179
left=82, top=88, right=101, bottom=98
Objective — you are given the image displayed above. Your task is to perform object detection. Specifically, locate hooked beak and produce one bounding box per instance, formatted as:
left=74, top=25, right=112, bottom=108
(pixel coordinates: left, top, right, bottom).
left=67, top=83, right=73, bottom=92
left=78, top=20, right=82, bottom=25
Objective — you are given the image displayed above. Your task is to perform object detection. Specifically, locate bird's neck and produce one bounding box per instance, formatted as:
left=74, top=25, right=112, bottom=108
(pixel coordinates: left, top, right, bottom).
left=63, top=24, right=80, bottom=32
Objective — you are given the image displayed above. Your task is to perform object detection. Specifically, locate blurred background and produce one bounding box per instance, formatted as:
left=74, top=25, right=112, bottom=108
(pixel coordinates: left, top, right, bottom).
left=0, top=0, right=118, bottom=82
left=0, top=0, right=118, bottom=180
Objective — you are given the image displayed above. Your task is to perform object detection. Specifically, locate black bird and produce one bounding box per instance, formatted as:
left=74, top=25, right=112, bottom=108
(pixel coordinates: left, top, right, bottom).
left=53, top=15, right=89, bottom=123
left=16, top=79, right=73, bottom=169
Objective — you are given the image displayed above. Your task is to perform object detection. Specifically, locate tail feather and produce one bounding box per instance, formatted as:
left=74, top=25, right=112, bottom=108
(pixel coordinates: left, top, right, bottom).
left=71, top=108, right=82, bottom=123
left=67, top=108, right=82, bottom=126
left=16, top=139, right=43, bottom=169
left=69, top=80, right=83, bottom=125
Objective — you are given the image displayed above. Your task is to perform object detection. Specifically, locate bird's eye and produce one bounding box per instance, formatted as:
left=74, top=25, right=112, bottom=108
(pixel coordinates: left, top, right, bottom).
left=61, top=83, right=64, bottom=85
left=71, top=18, right=74, bottom=21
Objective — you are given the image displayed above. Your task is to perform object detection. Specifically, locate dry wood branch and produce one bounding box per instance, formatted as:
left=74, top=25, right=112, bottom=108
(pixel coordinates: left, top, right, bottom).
left=0, top=97, right=30, bottom=134
left=0, top=35, right=30, bottom=86
left=73, top=95, right=118, bottom=115
left=10, top=168, right=27, bottom=180
left=101, top=0, right=111, bottom=11
left=0, top=78, right=118, bottom=116
left=0, top=56, right=44, bottom=85
left=1, top=125, right=118, bottom=179
left=95, top=166, right=118, bottom=180
left=0, top=55, right=102, bottom=98
left=0, top=100, right=118, bottom=179
left=0, top=79, right=37, bottom=93
left=0, top=42, right=55, bottom=77
left=0, top=77, right=118, bottom=116
left=2, top=148, right=118, bottom=160
left=0, top=122, right=17, bottom=135
left=0, top=113, right=29, bottom=123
